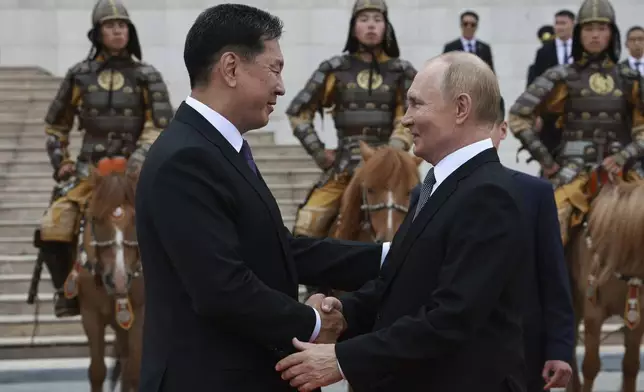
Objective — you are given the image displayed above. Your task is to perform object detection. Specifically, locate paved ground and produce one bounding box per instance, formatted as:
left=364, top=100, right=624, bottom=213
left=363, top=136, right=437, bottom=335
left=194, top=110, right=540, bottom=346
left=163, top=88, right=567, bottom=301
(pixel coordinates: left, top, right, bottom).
left=1, top=352, right=644, bottom=391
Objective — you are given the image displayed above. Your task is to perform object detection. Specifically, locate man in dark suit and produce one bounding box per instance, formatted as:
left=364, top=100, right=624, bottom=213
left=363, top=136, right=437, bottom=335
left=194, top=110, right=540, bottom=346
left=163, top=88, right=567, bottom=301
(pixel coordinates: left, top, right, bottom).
left=526, top=25, right=555, bottom=86
left=528, top=10, right=575, bottom=167
left=621, top=26, right=644, bottom=74
left=135, top=5, right=389, bottom=391
left=276, top=52, right=531, bottom=391
left=443, top=10, right=495, bottom=72
left=407, top=100, right=575, bottom=391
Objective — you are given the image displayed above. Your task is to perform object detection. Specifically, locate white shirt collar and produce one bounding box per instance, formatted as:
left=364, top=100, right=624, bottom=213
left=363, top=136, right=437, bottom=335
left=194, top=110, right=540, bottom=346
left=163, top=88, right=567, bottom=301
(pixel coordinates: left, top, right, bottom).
left=431, top=138, right=494, bottom=195
left=461, top=37, right=477, bottom=45
left=629, top=55, right=644, bottom=65
left=185, top=96, right=243, bottom=152
left=555, top=37, right=572, bottom=46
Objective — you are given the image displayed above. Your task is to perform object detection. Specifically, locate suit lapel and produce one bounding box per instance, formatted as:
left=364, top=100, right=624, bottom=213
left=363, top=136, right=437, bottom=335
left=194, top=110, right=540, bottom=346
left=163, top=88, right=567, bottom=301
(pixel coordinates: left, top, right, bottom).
left=174, top=103, right=296, bottom=281
left=385, top=148, right=500, bottom=281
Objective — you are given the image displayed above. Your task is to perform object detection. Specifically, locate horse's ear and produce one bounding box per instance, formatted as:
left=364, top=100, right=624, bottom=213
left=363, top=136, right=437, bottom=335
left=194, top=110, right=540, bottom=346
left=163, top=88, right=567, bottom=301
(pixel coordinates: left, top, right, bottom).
left=333, top=177, right=363, bottom=240
left=359, top=141, right=375, bottom=162
left=413, top=155, right=424, bottom=166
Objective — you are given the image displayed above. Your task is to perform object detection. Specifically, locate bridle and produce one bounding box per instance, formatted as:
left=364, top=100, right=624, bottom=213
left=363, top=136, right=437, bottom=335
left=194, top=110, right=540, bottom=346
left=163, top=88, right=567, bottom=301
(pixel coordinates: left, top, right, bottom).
left=359, top=185, right=409, bottom=242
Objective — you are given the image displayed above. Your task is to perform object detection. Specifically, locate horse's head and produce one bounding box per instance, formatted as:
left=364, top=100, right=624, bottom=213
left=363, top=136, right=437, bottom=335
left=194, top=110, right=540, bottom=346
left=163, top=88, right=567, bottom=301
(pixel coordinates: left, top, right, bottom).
left=335, top=141, right=423, bottom=242
left=85, top=157, right=140, bottom=296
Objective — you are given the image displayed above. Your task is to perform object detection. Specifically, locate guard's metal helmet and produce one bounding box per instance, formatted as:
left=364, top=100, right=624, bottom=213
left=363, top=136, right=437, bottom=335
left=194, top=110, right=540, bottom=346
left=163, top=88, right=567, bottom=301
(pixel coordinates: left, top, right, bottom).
left=342, top=0, right=400, bottom=57
left=87, top=0, right=142, bottom=60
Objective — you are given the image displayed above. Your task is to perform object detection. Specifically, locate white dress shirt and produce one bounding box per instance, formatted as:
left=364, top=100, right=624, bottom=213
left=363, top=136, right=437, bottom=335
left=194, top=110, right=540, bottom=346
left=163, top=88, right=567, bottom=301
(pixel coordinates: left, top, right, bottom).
left=555, top=38, right=573, bottom=65
left=629, top=55, right=644, bottom=74
left=460, top=37, right=477, bottom=54
left=430, top=138, right=494, bottom=196
left=185, top=96, right=390, bottom=342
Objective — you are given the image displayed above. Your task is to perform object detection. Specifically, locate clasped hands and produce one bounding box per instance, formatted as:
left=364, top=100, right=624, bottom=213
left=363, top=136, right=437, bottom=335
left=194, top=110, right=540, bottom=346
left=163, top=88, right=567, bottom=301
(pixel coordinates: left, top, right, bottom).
left=275, top=294, right=345, bottom=391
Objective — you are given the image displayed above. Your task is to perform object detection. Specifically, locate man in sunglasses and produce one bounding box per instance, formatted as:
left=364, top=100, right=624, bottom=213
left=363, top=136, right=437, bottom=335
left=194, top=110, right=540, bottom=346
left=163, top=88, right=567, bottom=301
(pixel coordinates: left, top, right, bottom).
left=443, top=10, right=495, bottom=72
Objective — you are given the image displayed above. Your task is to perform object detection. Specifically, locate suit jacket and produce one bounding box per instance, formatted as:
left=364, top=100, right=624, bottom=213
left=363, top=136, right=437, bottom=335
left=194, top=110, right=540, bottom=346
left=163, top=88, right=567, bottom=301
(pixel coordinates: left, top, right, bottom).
left=135, top=102, right=383, bottom=392
left=335, top=148, right=530, bottom=392
left=531, top=41, right=558, bottom=85
left=443, top=38, right=495, bottom=72
left=507, top=169, right=575, bottom=392
left=408, top=169, right=575, bottom=391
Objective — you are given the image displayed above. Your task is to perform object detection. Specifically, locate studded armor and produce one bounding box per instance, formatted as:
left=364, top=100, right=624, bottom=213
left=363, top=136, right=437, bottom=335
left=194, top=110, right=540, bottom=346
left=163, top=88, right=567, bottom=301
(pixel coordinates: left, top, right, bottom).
left=286, top=53, right=415, bottom=178
left=509, top=60, right=644, bottom=186
left=44, top=54, right=173, bottom=177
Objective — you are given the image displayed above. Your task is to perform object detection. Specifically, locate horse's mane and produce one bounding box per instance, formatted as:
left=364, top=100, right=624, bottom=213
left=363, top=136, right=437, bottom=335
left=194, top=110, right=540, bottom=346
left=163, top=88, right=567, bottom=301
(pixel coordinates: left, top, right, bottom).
left=88, top=171, right=138, bottom=220
left=586, top=180, right=644, bottom=283
left=335, top=147, right=419, bottom=239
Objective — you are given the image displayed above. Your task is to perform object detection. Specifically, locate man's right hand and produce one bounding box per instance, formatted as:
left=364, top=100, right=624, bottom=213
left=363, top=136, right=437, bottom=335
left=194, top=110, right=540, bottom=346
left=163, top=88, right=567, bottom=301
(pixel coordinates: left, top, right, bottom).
left=542, top=163, right=560, bottom=178
left=306, top=294, right=345, bottom=343
left=56, top=163, right=75, bottom=181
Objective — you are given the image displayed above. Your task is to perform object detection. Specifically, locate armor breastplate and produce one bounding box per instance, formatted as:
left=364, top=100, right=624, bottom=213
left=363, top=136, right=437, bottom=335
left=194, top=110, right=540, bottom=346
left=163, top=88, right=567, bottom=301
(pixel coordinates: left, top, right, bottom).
left=332, top=57, right=399, bottom=143
left=559, top=64, right=631, bottom=164
left=75, top=60, right=146, bottom=161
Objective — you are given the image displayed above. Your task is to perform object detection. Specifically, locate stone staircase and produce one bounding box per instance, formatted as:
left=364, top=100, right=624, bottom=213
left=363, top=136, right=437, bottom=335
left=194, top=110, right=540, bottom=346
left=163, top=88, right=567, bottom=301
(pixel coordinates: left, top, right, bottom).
left=0, top=67, right=319, bottom=359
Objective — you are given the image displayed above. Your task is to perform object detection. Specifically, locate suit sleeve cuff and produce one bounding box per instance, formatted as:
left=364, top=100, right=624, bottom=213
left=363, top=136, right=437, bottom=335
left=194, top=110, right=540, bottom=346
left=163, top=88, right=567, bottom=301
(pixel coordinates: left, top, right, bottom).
left=380, top=242, right=391, bottom=268
left=309, top=308, right=321, bottom=342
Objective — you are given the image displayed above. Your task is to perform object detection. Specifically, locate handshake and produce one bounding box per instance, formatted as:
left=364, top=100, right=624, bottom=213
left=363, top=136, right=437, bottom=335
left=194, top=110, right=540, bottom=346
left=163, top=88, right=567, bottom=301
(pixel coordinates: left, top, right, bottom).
left=307, top=293, right=346, bottom=343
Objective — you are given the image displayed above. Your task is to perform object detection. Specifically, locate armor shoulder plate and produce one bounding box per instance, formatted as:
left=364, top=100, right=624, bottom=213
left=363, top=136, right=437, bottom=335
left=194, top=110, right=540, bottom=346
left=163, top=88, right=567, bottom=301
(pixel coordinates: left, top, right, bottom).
left=44, top=60, right=91, bottom=126
left=285, top=55, right=349, bottom=116
left=619, top=64, right=640, bottom=81
left=541, top=64, right=570, bottom=83
left=137, top=63, right=174, bottom=128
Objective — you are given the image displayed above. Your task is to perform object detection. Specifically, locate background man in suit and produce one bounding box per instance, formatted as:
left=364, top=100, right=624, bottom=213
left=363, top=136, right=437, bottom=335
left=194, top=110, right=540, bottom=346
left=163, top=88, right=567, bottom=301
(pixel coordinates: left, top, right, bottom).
left=527, top=25, right=555, bottom=86
left=276, top=52, right=530, bottom=391
left=406, top=100, right=575, bottom=391
left=527, top=9, right=575, bottom=168
left=135, top=4, right=389, bottom=391
left=443, top=11, right=495, bottom=72
left=622, top=26, right=644, bottom=74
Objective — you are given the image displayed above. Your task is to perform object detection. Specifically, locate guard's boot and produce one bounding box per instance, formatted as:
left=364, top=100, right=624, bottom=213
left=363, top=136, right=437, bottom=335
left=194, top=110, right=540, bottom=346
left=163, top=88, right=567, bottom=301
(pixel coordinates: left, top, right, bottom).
left=42, top=244, right=79, bottom=318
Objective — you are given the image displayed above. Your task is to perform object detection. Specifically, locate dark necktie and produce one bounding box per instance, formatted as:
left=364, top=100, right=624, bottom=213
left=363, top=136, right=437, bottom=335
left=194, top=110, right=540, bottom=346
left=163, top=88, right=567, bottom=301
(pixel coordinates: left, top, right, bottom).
left=467, top=42, right=474, bottom=54
left=413, top=168, right=436, bottom=220
left=564, top=43, right=570, bottom=64
left=635, top=61, right=641, bottom=73
left=240, top=139, right=257, bottom=176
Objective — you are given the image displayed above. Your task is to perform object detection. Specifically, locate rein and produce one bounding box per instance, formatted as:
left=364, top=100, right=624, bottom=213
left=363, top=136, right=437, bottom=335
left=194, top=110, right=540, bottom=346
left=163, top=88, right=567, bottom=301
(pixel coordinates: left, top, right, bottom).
left=359, top=185, right=409, bottom=242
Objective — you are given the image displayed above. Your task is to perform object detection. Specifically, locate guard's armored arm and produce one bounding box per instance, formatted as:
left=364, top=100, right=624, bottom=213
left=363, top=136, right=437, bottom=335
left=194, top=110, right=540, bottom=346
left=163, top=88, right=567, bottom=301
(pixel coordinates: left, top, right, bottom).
left=285, top=59, right=338, bottom=169
left=128, top=64, right=174, bottom=172
left=508, top=66, right=568, bottom=171
left=44, top=67, right=81, bottom=176
left=612, top=72, right=644, bottom=166
left=389, top=60, right=417, bottom=151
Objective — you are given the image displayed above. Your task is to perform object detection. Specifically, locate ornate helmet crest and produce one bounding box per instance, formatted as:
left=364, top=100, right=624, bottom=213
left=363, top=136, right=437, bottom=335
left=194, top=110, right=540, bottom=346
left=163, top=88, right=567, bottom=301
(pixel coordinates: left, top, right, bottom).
left=87, top=0, right=142, bottom=61
left=342, top=0, right=400, bottom=58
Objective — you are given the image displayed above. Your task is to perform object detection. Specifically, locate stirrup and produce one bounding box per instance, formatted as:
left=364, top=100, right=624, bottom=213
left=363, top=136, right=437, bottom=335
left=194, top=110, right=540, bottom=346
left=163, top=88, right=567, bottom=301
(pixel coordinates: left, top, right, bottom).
left=53, top=291, right=79, bottom=318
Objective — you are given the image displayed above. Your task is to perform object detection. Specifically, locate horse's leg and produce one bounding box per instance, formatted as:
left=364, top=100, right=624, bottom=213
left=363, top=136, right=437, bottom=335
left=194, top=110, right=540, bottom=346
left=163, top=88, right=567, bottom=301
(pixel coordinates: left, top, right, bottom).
left=82, top=309, right=107, bottom=392
left=125, top=307, right=144, bottom=392
left=621, top=324, right=644, bottom=392
left=113, top=328, right=129, bottom=392
left=581, top=303, right=606, bottom=392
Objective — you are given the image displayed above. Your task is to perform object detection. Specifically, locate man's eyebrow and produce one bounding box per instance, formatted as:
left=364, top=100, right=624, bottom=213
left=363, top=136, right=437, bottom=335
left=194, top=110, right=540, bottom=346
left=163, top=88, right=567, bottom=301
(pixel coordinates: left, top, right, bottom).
left=274, top=59, right=284, bottom=69
left=407, top=93, right=423, bottom=103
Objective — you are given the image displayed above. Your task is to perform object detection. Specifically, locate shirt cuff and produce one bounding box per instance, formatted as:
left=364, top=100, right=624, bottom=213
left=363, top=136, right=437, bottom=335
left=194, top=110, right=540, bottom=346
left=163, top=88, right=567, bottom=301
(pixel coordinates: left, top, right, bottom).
left=309, top=308, right=321, bottom=342
left=337, top=360, right=346, bottom=379
left=380, top=242, right=391, bottom=268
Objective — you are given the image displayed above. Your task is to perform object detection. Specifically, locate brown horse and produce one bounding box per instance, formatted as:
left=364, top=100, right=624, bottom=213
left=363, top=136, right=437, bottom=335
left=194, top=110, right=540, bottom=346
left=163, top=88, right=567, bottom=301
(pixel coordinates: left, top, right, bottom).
left=333, top=141, right=423, bottom=242
left=63, top=158, right=144, bottom=392
left=567, top=177, right=644, bottom=392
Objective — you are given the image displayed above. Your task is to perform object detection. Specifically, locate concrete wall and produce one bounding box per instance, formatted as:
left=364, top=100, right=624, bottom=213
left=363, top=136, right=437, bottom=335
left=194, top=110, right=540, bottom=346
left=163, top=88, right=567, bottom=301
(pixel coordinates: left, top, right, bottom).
left=1, top=0, right=642, bottom=175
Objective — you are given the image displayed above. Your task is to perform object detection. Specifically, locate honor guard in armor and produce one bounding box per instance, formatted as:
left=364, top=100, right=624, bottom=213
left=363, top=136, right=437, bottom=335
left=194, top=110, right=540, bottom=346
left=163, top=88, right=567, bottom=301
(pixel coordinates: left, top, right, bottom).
left=509, top=0, right=644, bottom=245
left=33, top=0, right=173, bottom=317
left=287, top=0, right=416, bottom=238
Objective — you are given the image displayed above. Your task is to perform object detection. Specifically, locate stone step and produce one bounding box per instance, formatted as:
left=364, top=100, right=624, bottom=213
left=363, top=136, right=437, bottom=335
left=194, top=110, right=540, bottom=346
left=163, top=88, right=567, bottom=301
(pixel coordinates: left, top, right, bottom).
left=0, top=254, right=39, bottom=275
left=0, top=143, right=309, bottom=162
left=0, top=74, right=60, bottom=82
left=0, top=273, right=54, bottom=295
left=0, top=182, right=313, bottom=204
left=0, top=214, right=297, bottom=242
left=0, top=315, right=87, bottom=339
left=0, top=167, right=320, bottom=187
left=1, top=155, right=317, bottom=173
left=0, top=293, right=56, bottom=315
left=0, top=102, right=49, bottom=114
left=0, top=335, right=116, bottom=360
left=0, top=121, right=278, bottom=145
left=0, top=237, right=33, bottom=256
left=0, top=81, right=62, bottom=91
left=0, top=198, right=302, bottom=221
left=0, top=91, right=56, bottom=102
left=0, top=67, right=53, bottom=77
